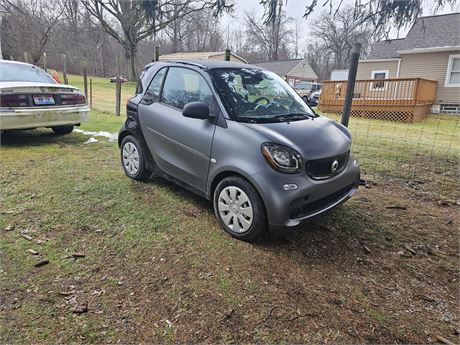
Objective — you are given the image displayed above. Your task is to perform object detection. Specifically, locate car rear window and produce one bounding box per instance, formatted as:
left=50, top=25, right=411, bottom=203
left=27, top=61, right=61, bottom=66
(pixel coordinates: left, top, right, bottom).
left=0, top=63, right=56, bottom=83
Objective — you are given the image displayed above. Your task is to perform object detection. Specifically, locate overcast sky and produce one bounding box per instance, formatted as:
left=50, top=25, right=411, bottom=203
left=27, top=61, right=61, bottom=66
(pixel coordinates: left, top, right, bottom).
left=220, top=0, right=459, bottom=54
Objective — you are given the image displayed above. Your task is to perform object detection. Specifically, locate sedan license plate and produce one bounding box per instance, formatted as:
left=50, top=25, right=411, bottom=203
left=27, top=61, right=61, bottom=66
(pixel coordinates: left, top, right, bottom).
left=33, top=95, right=55, bottom=105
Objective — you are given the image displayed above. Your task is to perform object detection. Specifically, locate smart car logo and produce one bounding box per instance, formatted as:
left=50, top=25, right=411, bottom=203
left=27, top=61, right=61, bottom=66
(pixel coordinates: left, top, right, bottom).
left=40, top=87, right=48, bottom=93
left=331, top=160, right=339, bottom=173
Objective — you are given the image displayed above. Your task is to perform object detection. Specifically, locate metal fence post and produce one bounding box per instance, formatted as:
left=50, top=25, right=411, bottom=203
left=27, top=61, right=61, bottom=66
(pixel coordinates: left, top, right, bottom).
left=225, top=48, right=231, bottom=61
left=341, top=43, right=361, bottom=127
left=115, top=56, right=121, bottom=116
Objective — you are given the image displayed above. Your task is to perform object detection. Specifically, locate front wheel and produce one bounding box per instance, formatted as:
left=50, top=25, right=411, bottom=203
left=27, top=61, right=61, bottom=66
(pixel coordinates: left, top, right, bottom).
left=302, top=96, right=309, bottom=104
left=213, top=176, right=267, bottom=242
left=120, top=135, right=150, bottom=181
left=52, top=125, right=74, bottom=134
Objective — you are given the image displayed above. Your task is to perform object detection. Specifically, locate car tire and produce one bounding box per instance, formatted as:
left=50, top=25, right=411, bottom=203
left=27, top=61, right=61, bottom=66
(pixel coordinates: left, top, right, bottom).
left=213, top=176, right=267, bottom=242
left=120, top=135, right=150, bottom=181
left=52, top=125, right=74, bottom=134
left=302, top=96, right=309, bottom=104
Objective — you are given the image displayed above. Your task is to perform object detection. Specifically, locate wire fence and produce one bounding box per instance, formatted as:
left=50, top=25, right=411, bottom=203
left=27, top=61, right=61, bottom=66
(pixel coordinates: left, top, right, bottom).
left=324, top=113, right=459, bottom=200
left=43, top=58, right=459, bottom=201
left=66, top=74, right=136, bottom=116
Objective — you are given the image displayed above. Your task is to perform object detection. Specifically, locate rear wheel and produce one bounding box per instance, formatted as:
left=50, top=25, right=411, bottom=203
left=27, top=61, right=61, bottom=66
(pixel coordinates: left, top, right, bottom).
left=120, top=135, right=150, bottom=181
left=213, top=176, right=267, bottom=242
left=52, top=125, right=74, bottom=134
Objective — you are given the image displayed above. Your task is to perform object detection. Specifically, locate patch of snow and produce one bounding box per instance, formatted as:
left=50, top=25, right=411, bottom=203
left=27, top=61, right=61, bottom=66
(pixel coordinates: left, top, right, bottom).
left=84, top=137, right=99, bottom=144
left=74, top=129, right=117, bottom=142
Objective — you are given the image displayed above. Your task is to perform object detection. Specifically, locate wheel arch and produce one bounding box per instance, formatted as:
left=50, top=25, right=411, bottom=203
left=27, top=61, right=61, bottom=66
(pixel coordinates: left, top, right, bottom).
left=209, top=170, right=267, bottom=210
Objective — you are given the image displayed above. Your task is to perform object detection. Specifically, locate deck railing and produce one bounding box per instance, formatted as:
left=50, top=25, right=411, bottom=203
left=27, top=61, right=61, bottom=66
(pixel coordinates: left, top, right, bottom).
left=319, top=78, right=437, bottom=107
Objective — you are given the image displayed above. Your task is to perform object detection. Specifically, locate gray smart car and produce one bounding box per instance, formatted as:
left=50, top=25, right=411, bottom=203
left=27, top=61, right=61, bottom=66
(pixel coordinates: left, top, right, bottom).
left=118, top=60, right=360, bottom=241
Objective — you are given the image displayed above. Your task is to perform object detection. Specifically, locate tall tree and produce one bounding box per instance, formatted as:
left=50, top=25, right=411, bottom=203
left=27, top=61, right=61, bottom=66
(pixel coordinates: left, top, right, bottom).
left=81, top=0, right=232, bottom=80
left=287, top=0, right=456, bottom=37
left=2, top=0, right=64, bottom=64
left=311, top=6, right=372, bottom=70
left=243, top=6, right=292, bottom=62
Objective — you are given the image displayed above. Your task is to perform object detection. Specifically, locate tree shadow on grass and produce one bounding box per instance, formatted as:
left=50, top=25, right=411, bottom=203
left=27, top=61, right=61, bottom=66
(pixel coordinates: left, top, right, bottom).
left=1, top=129, right=85, bottom=147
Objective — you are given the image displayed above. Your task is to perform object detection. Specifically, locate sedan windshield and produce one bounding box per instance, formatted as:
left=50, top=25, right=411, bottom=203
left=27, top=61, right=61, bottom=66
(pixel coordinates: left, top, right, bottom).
left=0, top=63, right=56, bottom=84
left=209, top=68, right=316, bottom=123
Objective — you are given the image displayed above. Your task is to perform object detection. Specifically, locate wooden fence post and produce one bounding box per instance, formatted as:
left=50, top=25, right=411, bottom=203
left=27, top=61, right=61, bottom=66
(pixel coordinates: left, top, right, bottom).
left=155, top=46, right=160, bottom=62
left=225, top=48, right=231, bottom=61
left=89, top=78, right=93, bottom=109
left=83, top=61, right=88, bottom=99
left=115, top=56, right=121, bottom=116
left=62, top=54, right=68, bottom=84
left=43, top=52, right=47, bottom=71
left=24, top=51, right=28, bottom=63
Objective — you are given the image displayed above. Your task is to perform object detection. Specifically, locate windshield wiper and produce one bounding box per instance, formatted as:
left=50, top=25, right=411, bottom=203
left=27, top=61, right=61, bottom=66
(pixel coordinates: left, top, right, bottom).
left=274, top=113, right=312, bottom=122
left=237, top=116, right=261, bottom=123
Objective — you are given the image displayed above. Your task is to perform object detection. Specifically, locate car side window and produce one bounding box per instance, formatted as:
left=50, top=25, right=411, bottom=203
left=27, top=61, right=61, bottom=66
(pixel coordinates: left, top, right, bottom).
left=146, top=68, right=167, bottom=102
left=161, top=67, right=213, bottom=110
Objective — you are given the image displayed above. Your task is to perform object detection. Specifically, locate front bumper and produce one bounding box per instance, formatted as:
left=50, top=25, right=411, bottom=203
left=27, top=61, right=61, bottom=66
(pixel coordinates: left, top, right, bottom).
left=250, top=155, right=361, bottom=232
left=0, top=105, right=90, bottom=130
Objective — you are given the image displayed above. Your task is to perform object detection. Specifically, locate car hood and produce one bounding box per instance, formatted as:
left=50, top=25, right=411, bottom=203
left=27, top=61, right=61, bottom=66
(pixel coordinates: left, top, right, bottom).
left=0, top=81, right=79, bottom=92
left=241, top=116, right=351, bottom=159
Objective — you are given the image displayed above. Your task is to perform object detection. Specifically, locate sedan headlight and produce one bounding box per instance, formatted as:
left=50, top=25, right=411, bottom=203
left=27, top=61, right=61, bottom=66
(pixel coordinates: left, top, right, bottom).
left=261, top=143, right=303, bottom=174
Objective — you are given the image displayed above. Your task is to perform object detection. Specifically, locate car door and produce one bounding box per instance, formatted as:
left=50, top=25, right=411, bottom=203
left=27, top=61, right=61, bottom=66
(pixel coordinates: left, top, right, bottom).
left=138, top=66, right=217, bottom=191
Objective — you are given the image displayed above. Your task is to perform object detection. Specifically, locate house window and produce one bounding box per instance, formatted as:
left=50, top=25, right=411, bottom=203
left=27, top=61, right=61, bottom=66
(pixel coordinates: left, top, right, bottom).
left=371, top=70, right=389, bottom=90
left=445, top=54, right=460, bottom=87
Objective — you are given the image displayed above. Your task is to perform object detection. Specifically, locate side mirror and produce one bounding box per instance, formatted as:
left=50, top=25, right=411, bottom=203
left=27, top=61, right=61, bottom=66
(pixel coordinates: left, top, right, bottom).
left=182, top=102, right=210, bottom=120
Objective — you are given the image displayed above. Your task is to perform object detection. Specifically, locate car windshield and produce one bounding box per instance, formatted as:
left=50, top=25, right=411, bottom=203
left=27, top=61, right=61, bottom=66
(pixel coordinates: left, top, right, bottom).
left=209, top=68, right=316, bottom=123
left=0, top=63, right=56, bottom=83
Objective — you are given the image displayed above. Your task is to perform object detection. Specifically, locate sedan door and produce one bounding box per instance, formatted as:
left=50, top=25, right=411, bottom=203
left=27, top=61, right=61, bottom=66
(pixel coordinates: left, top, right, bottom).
left=138, top=66, right=217, bottom=191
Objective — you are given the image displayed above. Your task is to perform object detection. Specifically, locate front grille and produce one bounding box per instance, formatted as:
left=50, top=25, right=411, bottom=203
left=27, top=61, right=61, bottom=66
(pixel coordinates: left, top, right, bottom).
left=306, top=151, right=349, bottom=180
left=294, top=184, right=353, bottom=218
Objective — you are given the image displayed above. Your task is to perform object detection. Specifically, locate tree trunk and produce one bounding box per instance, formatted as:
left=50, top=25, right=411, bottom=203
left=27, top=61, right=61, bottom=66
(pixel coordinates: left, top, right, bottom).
left=126, top=44, right=137, bottom=81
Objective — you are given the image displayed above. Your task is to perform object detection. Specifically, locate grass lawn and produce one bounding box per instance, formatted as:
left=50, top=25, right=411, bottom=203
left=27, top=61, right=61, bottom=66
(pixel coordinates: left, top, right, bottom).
left=0, top=111, right=458, bottom=343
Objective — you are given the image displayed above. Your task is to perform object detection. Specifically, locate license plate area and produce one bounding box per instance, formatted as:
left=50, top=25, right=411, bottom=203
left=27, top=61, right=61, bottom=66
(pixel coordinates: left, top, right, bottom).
left=33, top=95, right=55, bottom=105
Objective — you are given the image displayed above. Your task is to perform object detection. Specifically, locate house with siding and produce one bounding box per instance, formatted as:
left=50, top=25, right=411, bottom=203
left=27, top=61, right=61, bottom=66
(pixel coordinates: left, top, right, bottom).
left=255, top=58, right=318, bottom=86
left=356, top=12, right=460, bottom=113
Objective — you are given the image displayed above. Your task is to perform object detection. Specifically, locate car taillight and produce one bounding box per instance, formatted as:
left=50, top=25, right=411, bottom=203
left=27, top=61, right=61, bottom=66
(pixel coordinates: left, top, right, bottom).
left=61, top=93, right=86, bottom=105
left=0, top=94, right=29, bottom=107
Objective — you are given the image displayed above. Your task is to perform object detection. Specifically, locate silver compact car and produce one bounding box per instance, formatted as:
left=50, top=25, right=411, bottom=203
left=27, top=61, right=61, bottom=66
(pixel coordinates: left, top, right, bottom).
left=118, top=60, right=360, bottom=241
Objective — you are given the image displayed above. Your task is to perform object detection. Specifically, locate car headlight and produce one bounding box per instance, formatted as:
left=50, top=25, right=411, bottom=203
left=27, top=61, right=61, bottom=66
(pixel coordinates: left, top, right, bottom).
left=261, top=143, right=303, bottom=174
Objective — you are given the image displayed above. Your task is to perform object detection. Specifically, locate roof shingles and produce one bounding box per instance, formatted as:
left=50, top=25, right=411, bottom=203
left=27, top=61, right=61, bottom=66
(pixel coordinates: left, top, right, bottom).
left=368, top=12, right=460, bottom=59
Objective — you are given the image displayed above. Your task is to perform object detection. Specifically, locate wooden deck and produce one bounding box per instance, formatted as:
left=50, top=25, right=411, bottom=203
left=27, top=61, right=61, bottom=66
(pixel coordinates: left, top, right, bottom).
left=318, top=78, right=437, bottom=122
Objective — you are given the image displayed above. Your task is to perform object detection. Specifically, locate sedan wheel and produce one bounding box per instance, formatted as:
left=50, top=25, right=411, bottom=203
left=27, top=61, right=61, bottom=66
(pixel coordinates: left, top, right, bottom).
left=218, top=186, right=254, bottom=233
